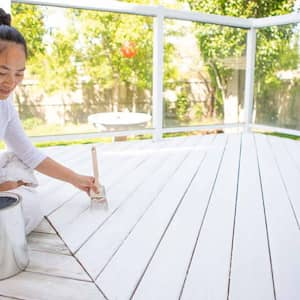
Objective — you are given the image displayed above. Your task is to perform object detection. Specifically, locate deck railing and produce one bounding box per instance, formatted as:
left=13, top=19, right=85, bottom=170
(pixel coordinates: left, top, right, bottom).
left=4, top=0, right=300, bottom=141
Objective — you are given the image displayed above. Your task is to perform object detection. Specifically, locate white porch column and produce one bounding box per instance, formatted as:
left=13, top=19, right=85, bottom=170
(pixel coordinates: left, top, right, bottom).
left=152, top=8, right=164, bottom=141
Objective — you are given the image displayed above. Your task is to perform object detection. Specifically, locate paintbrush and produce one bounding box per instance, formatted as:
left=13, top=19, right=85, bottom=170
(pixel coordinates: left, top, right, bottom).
left=90, top=146, right=108, bottom=206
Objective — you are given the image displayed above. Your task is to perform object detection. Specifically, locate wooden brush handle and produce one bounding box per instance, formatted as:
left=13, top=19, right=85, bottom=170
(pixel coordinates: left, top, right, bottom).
left=91, top=146, right=100, bottom=183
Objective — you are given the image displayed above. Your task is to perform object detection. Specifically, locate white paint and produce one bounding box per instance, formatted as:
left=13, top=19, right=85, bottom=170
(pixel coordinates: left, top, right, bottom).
left=268, top=136, right=300, bottom=225
left=180, top=134, right=241, bottom=300
left=56, top=138, right=186, bottom=253
left=1, top=134, right=300, bottom=299
left=96, top=135, right=225, bottom=299
left=76, top=135, right=205, bottom=279
left=229, top=134, right=274, bottom=300
left=49, top=140, right=150, bottom=231
left=255, top=134, right=300, bottom=300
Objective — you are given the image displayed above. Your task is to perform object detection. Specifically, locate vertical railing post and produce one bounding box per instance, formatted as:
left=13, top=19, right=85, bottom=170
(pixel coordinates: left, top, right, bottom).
left=152, top=8, right=164, bottom=141
left=244, top=26, right=256, bottom=132
left=1, top=0, right=11, bottom=13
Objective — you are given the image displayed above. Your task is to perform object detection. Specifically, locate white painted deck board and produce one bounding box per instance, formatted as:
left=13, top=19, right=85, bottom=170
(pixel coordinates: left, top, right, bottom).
left=255, top=134, right=300, bottom=300
left=267, top=136, right=300, bottom=228
left=49, top=139, right=157, bottom=232
left=55, top=137, right=189, bottom=253
left=76, top=135, right=209, bottom=280
left=96, top=134, right=224, bottom=299
left=179, top=134, right=241, bottom=300
left=37, top=143, right=102, bottom=187
left=38, top=141, right=132, bottom=215
left=283, top=136, right=300, bottom=171
left=133, top=134, right=233, bottom=300
left=1, top=134, right=300, bottom=300
left=229, top=133, right=274, bottom=300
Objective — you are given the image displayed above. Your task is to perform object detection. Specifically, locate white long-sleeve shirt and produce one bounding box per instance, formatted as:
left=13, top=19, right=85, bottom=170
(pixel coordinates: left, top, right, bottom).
left=0, top=97, right=46, bottom=169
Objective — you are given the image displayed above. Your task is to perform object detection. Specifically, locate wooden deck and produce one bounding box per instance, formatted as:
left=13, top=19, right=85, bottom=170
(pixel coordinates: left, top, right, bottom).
left=0, top=133, right=299, bottom=300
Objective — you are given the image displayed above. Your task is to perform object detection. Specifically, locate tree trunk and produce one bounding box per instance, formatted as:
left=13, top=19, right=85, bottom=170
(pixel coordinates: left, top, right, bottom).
left=113, top=74, right=119, bottom=112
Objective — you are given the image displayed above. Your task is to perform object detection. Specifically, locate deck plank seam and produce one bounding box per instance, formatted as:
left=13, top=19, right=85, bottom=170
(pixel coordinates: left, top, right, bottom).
left=266, top=136, right=300, bottom=231
left=71, top=137, right=188, bottom=253
left=41, top=217, right=109, bottom=299
left=178, top=134, right=229, bottom=300
left=225, top=133, right=242, bottom=300
left=92, top=135, right=212, bottom=282
left=254, top=134, right=277, bottom=300
left=47, top=144, right=150, bottom=220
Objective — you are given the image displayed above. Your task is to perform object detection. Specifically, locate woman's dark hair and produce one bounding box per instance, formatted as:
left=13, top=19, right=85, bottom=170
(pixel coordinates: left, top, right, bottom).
left=0, top=8, right=28, bottom=57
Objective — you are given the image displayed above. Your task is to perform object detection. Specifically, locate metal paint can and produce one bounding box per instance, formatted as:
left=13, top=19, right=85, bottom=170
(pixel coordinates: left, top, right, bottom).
left=0, top=192, right=29, bottom=280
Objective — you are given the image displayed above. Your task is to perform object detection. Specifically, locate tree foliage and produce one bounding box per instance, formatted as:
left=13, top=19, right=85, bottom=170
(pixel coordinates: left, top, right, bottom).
left=182, top=0, right=296, bottom=122
left=37, top=28, right=79, bottom=94
left=11, top=4, right=45, bottom=65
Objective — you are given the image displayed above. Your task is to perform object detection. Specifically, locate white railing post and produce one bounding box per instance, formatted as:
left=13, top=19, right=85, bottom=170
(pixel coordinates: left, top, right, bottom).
left=1, top=0, right=11, bottom=13
left=152, top=8, right=164, bottom=141
left=244, top=25, right=256, bottom=132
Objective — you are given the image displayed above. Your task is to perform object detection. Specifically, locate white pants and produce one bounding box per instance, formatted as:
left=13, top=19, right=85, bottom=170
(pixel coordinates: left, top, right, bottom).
left=11, top=186, right=43, bottom=235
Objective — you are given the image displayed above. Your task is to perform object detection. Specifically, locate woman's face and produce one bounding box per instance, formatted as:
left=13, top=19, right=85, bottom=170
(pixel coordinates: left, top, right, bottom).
left=0, top=42, right=26, bottom=100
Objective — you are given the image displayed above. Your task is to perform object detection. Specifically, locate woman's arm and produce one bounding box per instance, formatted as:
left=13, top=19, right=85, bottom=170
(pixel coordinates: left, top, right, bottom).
left=35, top=157, right=97, bottom=193
left=4, top=101, right=97, bottom=194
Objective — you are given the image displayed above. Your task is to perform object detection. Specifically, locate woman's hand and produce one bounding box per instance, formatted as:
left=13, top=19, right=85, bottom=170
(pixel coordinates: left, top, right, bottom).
left=36, top=157, right=99, bottom=195
left=0, top=180, right=27, bottom=191
left=70, top=173, right=99, bottom=194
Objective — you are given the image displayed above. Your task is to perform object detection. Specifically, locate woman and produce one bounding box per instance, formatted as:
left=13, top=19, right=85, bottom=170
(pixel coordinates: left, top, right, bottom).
left=0, top=9, right=98, bottom=233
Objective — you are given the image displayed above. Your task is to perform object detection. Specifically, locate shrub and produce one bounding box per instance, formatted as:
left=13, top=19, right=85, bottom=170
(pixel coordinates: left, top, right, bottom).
left=22, top=117, right=44, bottom=130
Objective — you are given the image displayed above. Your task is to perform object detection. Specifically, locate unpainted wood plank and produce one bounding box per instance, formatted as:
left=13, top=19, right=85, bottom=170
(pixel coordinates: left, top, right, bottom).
left=0, top=272, right=104, bottom=300
left=33, top=218, right=56, bottom=234
left=255, top=134, right=300, bottom=300
left=96, top=134, right=226, bottom=300
left=27, top=232, right=71, bottom=256
left=26, top=250, right=90, bottom=281
left=49, top=139, right=155, bottom=231
left=229, top=133, right=274, bottom=300
left=56, top=137, right=187, bottom=253
left=76, top=135, right=205, bottom=279
left=139, top=134, right=239, bottom=300
left=267, top=135, right=300, bottom=228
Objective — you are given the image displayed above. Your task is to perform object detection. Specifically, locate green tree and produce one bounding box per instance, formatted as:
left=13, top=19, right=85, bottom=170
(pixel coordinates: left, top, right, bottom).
left=36, top=28, right=79, bottom=94
left=11, top=3, right=46, bottom=120
left=181, top=0, right=295, bottom=123
left=71, top=1, right=177, bottom=113
left=11, top=3, right=45, bottom=62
